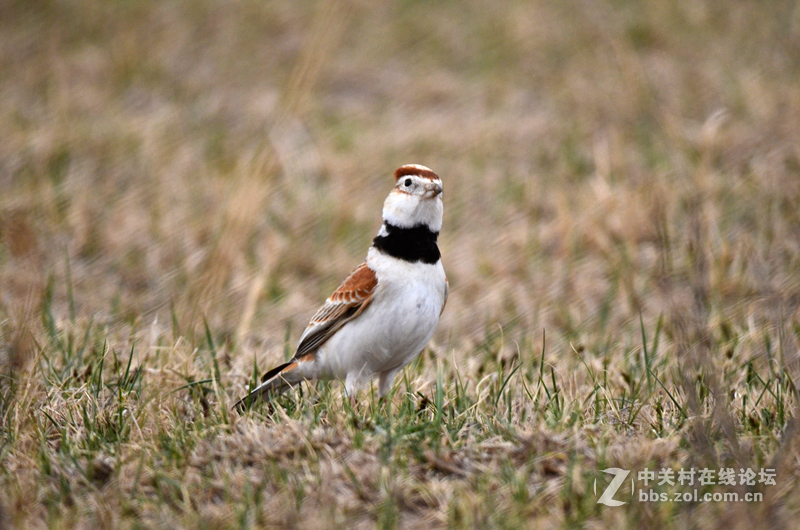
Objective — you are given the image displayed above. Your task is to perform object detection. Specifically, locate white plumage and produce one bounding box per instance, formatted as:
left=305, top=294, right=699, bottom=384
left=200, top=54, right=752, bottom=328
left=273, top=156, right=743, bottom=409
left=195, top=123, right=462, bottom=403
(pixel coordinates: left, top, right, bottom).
left=318, top=247, right=447, bottom=396
left=235, top=164, right=447, bottom=410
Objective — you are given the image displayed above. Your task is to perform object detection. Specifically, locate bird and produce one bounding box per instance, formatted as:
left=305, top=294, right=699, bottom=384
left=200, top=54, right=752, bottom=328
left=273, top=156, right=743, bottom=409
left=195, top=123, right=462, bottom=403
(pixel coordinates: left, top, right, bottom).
left=234, top=164, right=448, bottom=410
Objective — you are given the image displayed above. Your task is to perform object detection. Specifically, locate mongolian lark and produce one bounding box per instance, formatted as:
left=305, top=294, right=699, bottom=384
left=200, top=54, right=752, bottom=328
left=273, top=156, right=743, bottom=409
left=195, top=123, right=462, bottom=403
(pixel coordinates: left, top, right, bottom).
left=235, top=164, right=448, bottom=410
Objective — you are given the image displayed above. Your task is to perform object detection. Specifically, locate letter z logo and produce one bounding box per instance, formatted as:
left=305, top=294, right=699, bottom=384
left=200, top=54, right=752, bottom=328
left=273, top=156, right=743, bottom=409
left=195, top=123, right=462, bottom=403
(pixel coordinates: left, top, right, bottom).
left=595, top=468, right=630, bottom=506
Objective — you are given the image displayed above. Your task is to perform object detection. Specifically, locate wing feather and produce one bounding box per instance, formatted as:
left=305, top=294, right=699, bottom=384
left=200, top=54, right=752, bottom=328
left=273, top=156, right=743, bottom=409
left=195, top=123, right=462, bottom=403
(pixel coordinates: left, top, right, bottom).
left=293, top=263, right=378, bottom=359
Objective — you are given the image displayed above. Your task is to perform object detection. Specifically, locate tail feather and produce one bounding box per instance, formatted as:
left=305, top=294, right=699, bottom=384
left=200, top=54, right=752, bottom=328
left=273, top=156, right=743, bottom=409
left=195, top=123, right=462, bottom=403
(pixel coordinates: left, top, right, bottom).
left=233, top=361, right=299, bottom=411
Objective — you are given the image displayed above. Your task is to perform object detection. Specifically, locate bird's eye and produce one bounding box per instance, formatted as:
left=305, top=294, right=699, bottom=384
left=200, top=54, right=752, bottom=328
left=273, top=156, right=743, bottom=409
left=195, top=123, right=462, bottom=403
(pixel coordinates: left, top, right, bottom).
left=404, top=178, right=412, bottom=187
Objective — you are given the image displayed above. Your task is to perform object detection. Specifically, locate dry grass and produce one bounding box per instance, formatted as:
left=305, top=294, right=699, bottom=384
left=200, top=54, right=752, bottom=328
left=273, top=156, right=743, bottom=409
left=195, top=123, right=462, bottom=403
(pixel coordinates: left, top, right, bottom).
left=2, top=0, right=800, bottom=528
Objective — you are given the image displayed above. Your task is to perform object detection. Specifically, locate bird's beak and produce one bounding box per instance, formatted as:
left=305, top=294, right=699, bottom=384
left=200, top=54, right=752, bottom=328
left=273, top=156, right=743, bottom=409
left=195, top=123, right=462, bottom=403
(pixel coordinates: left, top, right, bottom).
left=425, top=182, right=443, bottom=198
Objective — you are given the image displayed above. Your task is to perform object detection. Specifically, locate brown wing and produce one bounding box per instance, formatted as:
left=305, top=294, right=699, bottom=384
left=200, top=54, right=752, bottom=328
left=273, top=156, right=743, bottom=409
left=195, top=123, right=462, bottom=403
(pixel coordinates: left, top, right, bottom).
left=292, top=263, right=379, bottom=359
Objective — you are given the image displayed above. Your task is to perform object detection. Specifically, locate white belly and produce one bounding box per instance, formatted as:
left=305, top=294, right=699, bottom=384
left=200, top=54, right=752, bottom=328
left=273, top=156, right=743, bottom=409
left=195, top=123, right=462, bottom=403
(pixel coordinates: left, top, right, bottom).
left=311, top=251, right=446, bottom=389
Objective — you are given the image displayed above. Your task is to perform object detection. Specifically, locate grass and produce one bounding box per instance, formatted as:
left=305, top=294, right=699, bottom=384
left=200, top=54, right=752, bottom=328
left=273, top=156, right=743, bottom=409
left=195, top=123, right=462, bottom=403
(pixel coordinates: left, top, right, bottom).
left=2, top=0, right=800, bottom=528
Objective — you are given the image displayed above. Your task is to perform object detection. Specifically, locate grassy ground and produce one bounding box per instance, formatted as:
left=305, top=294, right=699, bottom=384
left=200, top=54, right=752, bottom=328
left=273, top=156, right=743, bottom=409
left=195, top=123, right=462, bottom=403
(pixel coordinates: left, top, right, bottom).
left=2, top=0, right=800, bottom=528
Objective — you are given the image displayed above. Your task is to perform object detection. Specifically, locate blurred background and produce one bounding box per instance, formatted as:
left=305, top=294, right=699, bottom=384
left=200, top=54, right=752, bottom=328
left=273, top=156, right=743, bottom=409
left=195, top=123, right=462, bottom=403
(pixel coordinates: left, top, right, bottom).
left=3, top=1, right=800, bottom=527
left=1, top=0, right=799, bottom=386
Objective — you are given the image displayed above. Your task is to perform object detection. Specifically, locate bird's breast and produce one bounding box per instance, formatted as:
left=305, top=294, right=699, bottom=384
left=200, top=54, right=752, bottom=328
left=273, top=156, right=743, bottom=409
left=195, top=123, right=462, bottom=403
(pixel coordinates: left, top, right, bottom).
left=370, top=257, right=446, bottom=344
left=314, top=250, right=446, bottom=378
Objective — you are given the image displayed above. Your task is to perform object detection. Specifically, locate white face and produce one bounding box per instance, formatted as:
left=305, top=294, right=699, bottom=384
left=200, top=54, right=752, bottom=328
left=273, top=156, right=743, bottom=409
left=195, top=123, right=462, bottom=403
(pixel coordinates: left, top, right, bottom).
left=382, top=174, right=444, bottom=232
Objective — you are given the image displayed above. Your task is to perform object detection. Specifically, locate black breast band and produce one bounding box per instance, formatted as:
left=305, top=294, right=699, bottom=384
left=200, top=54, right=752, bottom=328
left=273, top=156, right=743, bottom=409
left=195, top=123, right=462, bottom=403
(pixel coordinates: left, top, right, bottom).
left=372, top=223, right=440, bottom=264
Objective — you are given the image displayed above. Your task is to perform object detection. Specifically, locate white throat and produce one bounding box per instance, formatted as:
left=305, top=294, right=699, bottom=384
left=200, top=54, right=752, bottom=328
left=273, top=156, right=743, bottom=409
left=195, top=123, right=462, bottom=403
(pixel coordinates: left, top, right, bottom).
left=382, top=191, right=443, bottom=232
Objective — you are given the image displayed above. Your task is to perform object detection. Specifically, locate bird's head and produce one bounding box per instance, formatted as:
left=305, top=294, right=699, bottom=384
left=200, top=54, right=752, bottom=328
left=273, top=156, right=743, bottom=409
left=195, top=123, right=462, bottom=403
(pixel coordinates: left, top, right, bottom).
left=382, top=164, right=443, bottom=233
